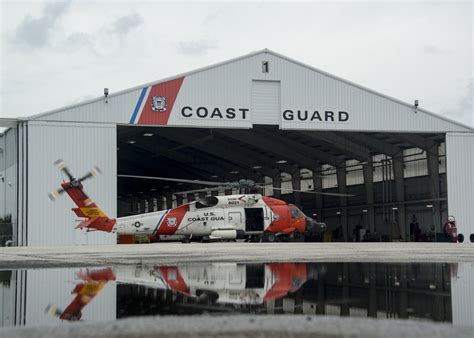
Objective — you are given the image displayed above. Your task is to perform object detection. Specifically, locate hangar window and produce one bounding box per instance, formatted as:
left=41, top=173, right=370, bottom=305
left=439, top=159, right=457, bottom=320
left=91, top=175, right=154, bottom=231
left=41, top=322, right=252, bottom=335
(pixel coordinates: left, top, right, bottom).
left=262, top=61, right=269, bottom=73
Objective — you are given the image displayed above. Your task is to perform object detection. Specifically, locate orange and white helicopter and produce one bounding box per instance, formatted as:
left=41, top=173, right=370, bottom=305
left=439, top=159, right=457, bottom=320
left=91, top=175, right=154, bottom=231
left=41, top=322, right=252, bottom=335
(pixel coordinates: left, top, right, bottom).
left=49, top=160, right=353, bottom=242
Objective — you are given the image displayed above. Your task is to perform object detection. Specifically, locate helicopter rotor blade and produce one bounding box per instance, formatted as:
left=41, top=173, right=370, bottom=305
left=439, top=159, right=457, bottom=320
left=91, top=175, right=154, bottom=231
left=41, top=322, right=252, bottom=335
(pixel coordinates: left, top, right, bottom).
left=173, top=186, right=226, bottom=195
left=77, top=166, right=102, bottom=183
left=118, top=175, right=231, bottom=187
left=257, top=185, right=355, bottom=197
left=48, top=187, right=66, bottom=201
left=53, top=159, right=74, bottom=181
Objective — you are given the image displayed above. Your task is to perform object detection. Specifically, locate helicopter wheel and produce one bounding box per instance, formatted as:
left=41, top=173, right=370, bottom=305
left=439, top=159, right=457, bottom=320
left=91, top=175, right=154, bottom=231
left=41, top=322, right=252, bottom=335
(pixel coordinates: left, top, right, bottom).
left=263, top=233, right=277, bottom=243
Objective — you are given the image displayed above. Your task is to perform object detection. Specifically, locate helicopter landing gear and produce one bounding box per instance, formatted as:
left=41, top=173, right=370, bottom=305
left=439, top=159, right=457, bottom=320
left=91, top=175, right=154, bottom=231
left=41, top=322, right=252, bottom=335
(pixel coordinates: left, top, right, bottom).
left=262, top=232, right=277, bottom=243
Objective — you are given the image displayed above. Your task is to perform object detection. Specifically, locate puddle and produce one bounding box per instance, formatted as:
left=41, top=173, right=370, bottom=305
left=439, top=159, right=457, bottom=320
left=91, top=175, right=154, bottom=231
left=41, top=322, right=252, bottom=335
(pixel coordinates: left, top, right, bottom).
left=0, top=262, right=472, bottom=327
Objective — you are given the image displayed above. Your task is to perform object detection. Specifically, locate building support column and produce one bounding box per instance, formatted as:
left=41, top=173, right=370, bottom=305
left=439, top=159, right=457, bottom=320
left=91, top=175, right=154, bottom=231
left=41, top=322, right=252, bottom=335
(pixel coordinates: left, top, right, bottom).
left=165, top=193, right=173, bottom=209
left=272, top=169, right=282, bottom=198
left=337, top=166, right=348, bottom=242
left=155, top=196, right=163, bottom=211
left=393, top=159, right=406, bottom=240
left=312, top=165, right=323, bottom=219
left=427, top=144, right=441, bottom=235
left=363, top=159, right=375, bottom=234
left=291, top=165, right=301, bottom=207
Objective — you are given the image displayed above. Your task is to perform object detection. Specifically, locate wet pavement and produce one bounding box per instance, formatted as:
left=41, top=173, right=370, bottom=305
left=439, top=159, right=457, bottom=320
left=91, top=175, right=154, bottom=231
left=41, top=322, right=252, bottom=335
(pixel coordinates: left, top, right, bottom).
left=0, top=261, right=472, bottom=329
left=1, top=242, right=474, bottom=268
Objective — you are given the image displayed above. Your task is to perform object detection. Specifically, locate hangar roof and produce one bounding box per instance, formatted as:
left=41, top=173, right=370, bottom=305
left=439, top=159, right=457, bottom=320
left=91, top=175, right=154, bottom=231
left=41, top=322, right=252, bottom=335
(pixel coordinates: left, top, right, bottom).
left=28, top=49, right=472, bottom=133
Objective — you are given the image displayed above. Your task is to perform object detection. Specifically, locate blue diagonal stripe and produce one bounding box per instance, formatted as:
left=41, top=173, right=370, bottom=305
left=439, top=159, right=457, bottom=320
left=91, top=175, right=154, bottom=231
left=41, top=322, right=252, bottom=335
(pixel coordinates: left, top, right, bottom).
left=153, top=210, right=169, bottom=235
left=129, top=87, right=148, bottom=124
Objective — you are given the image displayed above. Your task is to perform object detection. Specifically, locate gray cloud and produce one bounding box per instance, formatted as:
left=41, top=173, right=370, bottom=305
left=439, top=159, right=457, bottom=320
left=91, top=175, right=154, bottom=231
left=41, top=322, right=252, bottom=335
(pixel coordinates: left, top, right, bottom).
left=423, top=44, right=447, bottom=55
left=443, top=79, right=473, bottom=126
left=14, top=0, right=72, bottom=49
left=176, top=39, right=217, bottom=55
left=109, top=13, right=143, bottom=36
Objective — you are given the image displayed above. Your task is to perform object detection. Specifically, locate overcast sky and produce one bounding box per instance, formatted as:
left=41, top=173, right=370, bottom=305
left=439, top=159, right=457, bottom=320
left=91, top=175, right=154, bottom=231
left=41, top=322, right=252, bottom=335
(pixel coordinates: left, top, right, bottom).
left=1, top=0, right=472, bottom=127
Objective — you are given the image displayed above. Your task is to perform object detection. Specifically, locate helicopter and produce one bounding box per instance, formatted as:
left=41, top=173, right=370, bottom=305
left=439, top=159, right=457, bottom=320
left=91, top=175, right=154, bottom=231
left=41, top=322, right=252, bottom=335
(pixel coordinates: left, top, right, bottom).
left=49, top=160, right=354, bottom=242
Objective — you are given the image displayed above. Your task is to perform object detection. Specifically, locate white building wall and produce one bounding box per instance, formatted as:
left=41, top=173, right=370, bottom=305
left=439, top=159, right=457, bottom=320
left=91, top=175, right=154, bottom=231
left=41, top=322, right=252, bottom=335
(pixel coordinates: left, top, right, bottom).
left=446, top=133, right=474, bottom=244
left=27, top=121, right=116, bottom=246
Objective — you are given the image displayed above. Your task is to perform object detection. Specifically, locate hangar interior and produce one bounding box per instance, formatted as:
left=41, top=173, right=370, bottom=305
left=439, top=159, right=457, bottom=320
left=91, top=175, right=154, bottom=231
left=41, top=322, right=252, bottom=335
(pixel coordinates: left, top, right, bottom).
left=117, top=125, right=448, bottom=242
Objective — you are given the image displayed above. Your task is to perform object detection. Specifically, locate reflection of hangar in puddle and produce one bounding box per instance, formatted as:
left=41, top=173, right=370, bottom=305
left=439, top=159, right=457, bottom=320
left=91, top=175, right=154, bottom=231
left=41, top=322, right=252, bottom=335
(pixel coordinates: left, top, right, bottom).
left=0, top=49, right=472, bottom=246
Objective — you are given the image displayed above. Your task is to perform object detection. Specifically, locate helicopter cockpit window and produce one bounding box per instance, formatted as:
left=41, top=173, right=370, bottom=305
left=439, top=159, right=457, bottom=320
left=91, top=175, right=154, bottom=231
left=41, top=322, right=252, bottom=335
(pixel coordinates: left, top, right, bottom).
left=195, top=196, right=219, bottom=209
left=290, top=205, right=305, bottom=219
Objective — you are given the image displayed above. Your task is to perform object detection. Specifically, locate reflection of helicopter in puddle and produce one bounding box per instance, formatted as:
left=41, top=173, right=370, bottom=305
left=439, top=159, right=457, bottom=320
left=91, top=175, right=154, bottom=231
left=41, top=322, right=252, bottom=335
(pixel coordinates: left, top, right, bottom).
left=46, top=268, right=116, bottom=321
left=153, top=263, right=317, bottom=305
left=48, top=262, right=325, bottom=321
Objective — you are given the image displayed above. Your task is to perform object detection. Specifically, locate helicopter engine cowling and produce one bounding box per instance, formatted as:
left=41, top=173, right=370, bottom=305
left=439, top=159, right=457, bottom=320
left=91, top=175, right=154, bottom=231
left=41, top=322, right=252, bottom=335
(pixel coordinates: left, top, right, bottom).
left=196, top=194, right=262, bottom=208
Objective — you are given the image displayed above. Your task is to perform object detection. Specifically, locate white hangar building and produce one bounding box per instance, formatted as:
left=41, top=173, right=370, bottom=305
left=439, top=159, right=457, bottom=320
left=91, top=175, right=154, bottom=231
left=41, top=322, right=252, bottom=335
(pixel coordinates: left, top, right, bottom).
left=0, top=49, right=473, bottom=246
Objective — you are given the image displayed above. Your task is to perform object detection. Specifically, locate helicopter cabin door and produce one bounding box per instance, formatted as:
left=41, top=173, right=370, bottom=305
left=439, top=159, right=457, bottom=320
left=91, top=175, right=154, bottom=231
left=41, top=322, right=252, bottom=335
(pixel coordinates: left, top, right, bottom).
left=226, top=210, right=244, bottom=230
left=244, top=208, right=265, bottom=232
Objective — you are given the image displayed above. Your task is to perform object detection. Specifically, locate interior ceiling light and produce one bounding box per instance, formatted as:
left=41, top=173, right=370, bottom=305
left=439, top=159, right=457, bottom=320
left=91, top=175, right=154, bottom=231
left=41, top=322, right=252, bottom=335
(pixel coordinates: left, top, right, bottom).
left=230, top=171, right=239, bottom=174
left=426, top=204, right=434, bottom=208
left=128, top=140, right=136, bottom=144
left=362, top=209, right=368, bottom=213
left=336, top=211, right=341, bottom=215
left=252, top=165, right=262, bottom=169
left=211, top=175, right=219, bottom=178
left=150, top=188, right=157, bottom=191
left=143, top=133, right=154, bottom=137
left=276, top=159, right=287, bottom=164
left=392, top=207, right=398, bottom=210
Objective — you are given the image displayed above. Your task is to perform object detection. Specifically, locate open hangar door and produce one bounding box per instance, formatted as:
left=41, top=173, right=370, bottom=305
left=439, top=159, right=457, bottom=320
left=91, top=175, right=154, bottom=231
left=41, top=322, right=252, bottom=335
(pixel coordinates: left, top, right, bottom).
left=117, top=125, right=448, bottom=242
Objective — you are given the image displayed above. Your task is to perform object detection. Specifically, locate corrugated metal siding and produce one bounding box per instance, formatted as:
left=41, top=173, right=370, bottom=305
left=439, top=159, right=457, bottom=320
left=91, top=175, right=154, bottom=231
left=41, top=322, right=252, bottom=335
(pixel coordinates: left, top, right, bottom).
left=0, top=129, right=17, bottom=225
left=33, top=51, right=471, bottom=133
left=36, top=89, right=141, bottom=125
left=251, top=80, right=281, bottom=125
left=451, top=262, right=474, bottom=326
left=25, top=268, right=116, bottom=326
left=17, top=124, right=27, bottom=246
left=27, top=121, right=116, bottom=246
left=446, top=133, right=474, bottom=243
